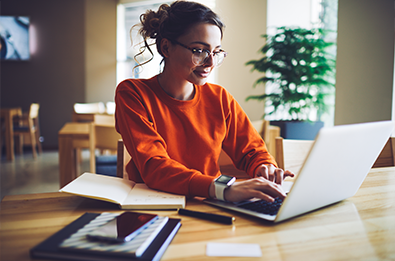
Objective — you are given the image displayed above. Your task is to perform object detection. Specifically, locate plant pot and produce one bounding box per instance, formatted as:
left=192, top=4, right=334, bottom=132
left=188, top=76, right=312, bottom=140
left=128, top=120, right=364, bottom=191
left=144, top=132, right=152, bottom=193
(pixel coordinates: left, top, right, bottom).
left=270, top=120, right=324, bottom=140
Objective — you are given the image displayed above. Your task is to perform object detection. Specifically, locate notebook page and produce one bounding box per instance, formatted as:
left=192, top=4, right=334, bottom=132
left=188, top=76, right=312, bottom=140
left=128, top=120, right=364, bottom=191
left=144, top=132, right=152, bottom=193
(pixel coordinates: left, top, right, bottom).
left=60, top=172, right=136, bottom=205
left=122, top=184, right=185, bottom=209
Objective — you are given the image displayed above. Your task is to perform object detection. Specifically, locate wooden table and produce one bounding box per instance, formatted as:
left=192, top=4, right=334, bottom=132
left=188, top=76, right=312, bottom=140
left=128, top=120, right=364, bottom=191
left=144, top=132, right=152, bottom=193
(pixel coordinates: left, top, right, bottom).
left=1, top=167, right=395, bottom=261
left=72, top=112, right=114, bottom=123
left=58, top=122, right=91, bottom=187
left=0, top=107, right=22, bottom=161
left=58, top=121, right=117, bottom=188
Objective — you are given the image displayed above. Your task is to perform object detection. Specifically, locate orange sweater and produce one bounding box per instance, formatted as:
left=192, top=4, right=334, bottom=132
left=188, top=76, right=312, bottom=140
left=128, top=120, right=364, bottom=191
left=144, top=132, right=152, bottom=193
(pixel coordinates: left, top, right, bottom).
left=115, top=76, right=277, bottom=198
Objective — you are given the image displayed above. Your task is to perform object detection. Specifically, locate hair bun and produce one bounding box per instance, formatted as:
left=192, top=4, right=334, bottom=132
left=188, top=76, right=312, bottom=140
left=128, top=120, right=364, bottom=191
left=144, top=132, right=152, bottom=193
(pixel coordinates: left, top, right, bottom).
left=140, top=3, right=170, bottom=39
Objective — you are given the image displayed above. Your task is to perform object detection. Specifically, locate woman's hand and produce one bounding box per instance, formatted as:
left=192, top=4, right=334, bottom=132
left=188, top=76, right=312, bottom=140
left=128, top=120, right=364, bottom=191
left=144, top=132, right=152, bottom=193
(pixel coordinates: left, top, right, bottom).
left=223, top=177, right=287, bottom=203
left=209, top=164, right=295, bottom=203
left=254, top=164, right=295, bottom=185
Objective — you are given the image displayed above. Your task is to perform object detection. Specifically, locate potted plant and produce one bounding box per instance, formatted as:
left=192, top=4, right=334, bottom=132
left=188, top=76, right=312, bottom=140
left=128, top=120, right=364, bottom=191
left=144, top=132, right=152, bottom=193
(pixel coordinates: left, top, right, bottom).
left=246, top=27, right=336, bottom=139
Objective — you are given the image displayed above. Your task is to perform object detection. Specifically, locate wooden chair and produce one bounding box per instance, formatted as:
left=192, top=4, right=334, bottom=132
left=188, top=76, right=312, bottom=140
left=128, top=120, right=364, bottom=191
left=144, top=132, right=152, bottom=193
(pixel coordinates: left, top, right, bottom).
left=88, top=122, right=122, bottom=175
left=251, top=119, right=281, bottom=156
left=13, top=103, right=42, bottom=158
left=106, top=101, right=116, bottom=115
left=76, top=113, right=116, bottom=168
left=72, top=102, right=106, bottom=122
left=73, top=102, right=105, bottom=114
left=115, top=119, right=281, bottom=180
left=116, top=140, right=131, bottom=179
left=275, top=137, right=314, bottom=175
left=372, top=137, right=395, bottom=168
left=116, top=140, right=250, bottom=180
left=116, top=136, right=395, bottom=181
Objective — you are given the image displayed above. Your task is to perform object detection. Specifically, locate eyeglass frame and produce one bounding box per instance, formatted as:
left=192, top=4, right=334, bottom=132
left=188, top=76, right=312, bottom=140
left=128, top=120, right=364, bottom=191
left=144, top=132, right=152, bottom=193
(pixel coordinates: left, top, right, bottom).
left=171, top=40, right=227, bottom=67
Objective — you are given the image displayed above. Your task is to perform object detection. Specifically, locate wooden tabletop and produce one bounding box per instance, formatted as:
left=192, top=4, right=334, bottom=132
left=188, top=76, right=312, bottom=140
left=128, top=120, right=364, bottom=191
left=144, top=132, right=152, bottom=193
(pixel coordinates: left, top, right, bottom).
left=1, top=167, right=395, bottom=261
left=58, top=122, right=91, bottom=135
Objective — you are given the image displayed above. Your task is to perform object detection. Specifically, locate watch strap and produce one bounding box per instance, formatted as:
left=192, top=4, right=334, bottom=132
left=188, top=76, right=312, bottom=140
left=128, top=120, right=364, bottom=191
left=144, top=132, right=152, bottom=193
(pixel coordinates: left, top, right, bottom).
left=215, top=183, right=226, bottom=201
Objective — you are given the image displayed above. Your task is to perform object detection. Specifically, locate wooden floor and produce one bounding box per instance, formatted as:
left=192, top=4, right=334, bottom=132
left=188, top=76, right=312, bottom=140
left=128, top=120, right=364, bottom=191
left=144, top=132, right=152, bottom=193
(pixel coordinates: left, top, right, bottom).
left=0, top=149, right=90, bottom=200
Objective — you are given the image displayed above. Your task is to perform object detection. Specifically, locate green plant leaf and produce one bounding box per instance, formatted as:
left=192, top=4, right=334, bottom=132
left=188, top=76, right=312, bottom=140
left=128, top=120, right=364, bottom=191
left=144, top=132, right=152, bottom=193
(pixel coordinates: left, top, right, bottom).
left=245, top=26, right=336, bottom=121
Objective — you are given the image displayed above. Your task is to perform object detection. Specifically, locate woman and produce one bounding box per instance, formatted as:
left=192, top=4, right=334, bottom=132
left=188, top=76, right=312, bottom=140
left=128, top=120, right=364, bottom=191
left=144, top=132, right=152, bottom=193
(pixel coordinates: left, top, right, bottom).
left=115, top=0, right=293, bottom=203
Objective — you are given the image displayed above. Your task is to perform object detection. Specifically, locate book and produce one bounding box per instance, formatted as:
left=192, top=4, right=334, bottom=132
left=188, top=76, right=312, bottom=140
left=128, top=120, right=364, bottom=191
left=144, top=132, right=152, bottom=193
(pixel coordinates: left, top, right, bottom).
left=30, top=213, right=182, bottom=261
left=60, top=212, right=169, bottom=258
left=60, top=172, right=185, bottom=209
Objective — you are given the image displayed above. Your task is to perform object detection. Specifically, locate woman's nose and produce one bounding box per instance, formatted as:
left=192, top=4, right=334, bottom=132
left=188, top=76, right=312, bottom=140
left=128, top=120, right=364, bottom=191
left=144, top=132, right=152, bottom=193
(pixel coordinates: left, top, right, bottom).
left=203, top=53, right=215, bottom=67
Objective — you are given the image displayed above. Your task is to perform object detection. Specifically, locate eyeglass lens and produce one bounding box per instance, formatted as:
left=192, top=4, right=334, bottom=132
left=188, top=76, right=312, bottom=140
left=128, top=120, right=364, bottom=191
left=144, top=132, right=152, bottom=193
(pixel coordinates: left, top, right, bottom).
left=192, top=51, right=226, bottom=67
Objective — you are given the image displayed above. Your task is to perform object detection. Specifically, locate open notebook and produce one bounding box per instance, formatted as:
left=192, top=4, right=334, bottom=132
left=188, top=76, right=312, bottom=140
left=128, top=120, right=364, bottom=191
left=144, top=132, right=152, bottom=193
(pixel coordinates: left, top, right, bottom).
left=60, top=173, right=185, bottom=210
left=204, top=121, right=394, bottom=223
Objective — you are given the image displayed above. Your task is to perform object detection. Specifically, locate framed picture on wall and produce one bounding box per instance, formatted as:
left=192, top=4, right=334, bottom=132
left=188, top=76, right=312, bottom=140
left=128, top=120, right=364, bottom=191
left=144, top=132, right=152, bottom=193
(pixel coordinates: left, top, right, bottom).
left=0, top=16, right=30, bottom=61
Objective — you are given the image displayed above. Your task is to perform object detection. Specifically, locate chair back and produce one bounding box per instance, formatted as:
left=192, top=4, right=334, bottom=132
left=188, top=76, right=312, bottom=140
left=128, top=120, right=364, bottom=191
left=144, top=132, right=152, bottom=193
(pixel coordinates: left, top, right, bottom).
left=89, top=123, right=121, bottom=173
left=93, top=114, right=115, bottom=126
left=94, top=125, right=121, bottom=150
left=250, top=119, right=281, bottom=155
left=117, top=140, right=132, bottom=179
left=74, top=102, right=105, bottom=114
left=106, top=101, right=116, bottom=115
left=12, top=103, right=42, bottom=158
left=72, top=103, right=114, bottom=123
left=275, top=137, right=314, bottom=175
left=29, top=103, right=40, bottom=119
left=250, top=119, right=264, bottom=134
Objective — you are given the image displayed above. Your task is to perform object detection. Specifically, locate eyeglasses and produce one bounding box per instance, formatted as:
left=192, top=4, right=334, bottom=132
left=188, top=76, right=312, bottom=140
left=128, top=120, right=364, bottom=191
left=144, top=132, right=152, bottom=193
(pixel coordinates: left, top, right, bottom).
left=173, top=40, right=227, bottom=67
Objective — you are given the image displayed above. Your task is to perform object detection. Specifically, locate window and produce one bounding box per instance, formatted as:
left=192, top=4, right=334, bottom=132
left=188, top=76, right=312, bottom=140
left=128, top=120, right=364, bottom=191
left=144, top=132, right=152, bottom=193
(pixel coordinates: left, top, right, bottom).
left=266, top=0, right=338, bottom=125
left=117, top=1, right=168, bottom=84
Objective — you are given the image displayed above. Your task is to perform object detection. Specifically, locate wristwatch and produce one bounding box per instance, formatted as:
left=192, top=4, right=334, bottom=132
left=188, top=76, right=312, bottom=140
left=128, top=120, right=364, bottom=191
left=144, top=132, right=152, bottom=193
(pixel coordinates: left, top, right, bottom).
left=214, top=175, right=236, bottom=201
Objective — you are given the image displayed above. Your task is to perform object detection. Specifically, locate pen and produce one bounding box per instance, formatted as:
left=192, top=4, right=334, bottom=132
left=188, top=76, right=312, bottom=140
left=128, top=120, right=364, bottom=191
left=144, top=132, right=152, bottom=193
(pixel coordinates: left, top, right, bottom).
left=178, top=208, right=235, bottom=225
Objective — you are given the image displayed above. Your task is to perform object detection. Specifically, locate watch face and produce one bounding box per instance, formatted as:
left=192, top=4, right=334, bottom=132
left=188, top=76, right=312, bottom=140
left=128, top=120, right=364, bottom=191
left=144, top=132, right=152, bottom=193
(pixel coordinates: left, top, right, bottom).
left=216, top=175, right=234, bottom=185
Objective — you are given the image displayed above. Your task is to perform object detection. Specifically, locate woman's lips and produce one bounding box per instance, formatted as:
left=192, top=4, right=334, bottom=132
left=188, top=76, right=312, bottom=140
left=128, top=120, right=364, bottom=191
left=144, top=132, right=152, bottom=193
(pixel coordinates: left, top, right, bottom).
left=194, top=69, right=211, bottom=78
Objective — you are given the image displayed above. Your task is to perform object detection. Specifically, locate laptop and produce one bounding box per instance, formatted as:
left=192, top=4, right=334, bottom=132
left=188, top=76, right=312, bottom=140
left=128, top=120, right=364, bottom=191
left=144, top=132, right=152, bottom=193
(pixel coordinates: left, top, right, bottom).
left=204, top=121, right=394, bottom=223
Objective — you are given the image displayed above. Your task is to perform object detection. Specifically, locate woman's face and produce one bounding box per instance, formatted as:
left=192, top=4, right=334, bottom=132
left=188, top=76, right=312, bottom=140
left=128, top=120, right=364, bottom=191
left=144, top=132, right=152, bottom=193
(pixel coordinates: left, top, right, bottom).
left=165, top=23, right=222, bottom=87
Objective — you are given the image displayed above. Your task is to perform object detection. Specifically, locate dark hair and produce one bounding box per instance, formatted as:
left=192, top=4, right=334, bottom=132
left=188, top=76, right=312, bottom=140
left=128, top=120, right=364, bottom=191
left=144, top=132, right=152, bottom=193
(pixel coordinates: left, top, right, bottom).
left=132, top=0, right=224, bottom=68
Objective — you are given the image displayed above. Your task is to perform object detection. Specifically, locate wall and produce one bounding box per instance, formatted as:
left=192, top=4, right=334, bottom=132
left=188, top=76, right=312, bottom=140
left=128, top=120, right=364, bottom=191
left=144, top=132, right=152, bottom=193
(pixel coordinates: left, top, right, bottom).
left=85, top=0, right=117, bottom=103
left=0, top=0, right=117, bottom=149
left=267, top=0, right=315, bottom=32
left=215, top=0, right=267, bottom=121
left=334, top=0, right=394, bottom=125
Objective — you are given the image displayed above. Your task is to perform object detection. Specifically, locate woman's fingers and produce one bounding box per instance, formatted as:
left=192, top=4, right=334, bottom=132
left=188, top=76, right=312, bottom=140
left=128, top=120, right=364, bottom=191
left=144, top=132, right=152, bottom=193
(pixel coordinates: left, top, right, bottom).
left=273, top=168, right=284, bottom=185
left=254, top=165, right=269, bottom=179
left=284, top=170, right=295, bottom=179
left=224, top=177, right=286, bottom=202
left=225, top=164, right=295, bottom=202
left=254, top=164, right=295, bottom=184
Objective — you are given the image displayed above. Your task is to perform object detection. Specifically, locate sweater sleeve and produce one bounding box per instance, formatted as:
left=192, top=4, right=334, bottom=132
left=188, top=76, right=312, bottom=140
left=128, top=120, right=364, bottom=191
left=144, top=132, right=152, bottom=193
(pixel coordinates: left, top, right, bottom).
left=115, top=80, right=214, bottom=198
left=221, top=93, right=277, bottom=178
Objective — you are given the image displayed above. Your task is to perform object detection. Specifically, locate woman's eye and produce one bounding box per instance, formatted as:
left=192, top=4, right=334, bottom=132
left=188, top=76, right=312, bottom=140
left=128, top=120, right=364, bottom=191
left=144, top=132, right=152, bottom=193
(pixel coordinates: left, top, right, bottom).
left=192, top=48, right=204, bottom=54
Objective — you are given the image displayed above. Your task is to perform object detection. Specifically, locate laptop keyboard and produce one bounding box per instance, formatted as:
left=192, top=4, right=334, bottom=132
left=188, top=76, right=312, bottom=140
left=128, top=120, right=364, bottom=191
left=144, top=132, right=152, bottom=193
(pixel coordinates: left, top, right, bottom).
left=238, top=198, right=283, bottom=215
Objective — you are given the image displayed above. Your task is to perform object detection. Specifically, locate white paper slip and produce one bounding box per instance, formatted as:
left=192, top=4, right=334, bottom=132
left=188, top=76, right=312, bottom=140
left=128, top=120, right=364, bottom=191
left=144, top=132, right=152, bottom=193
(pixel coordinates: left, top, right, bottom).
left=206, top=242, right=262, bottom=257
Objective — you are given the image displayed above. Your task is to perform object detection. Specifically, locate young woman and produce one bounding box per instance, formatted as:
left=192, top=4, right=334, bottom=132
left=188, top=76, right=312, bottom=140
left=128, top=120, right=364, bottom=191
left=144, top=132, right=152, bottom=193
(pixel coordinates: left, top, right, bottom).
left=115, top=0, right=293, bottom=203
